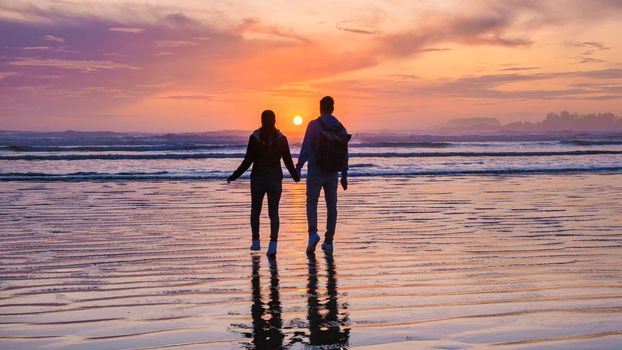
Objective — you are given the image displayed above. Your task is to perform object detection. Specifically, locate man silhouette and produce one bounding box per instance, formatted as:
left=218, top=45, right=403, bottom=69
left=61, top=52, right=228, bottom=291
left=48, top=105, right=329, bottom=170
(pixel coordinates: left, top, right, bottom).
left=296, top=96, right=349, bottom=253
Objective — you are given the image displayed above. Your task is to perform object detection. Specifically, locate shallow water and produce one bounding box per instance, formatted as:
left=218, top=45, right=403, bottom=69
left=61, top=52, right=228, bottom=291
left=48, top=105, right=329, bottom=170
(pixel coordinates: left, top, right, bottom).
left=1, top=175, right=622, bottom=349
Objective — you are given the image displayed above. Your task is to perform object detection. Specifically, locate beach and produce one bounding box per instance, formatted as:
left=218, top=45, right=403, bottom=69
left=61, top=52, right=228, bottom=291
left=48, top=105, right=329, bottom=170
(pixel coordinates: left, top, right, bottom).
left=2, top=174, right=622, bottom=349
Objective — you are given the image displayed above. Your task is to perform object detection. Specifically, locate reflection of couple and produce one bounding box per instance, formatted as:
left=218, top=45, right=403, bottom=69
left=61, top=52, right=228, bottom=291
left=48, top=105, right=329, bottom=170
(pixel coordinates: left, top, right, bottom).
left=228, top=96, right=351, bottom=256
left=241, top=254, right=349, bottom=349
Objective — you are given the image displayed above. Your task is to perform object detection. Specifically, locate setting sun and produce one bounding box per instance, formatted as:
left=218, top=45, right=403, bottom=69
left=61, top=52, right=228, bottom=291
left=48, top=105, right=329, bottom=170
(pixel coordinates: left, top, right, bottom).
left=293, top=116, right=303, bottom=126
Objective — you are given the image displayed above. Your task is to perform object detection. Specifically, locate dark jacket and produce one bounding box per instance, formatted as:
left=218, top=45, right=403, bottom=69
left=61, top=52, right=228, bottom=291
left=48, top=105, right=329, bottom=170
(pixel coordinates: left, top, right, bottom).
left=228, top=128, right=299, bottom=181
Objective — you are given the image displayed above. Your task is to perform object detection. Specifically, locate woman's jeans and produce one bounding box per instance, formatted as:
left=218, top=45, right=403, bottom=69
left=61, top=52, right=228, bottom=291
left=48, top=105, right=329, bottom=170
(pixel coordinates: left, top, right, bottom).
left=250, top=178, right=282, bottom=242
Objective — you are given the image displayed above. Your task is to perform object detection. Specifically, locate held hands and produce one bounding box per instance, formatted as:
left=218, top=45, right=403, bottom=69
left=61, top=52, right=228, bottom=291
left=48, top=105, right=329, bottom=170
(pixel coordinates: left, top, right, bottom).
left=341, top=176, right=348, bottom=191
left=292, top=172, right=301, bottom=183
left=293, top=167, right=302, bottom=183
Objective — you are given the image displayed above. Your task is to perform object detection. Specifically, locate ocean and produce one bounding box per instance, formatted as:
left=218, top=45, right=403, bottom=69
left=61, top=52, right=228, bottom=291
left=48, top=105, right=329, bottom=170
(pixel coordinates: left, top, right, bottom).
left=1, top=131, right=622, bottom=180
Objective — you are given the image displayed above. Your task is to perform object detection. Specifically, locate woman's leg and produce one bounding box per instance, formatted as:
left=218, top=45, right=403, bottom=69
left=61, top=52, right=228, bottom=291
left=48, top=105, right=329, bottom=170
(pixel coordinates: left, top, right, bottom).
left=250, top=179, right=267, bottom=241
left=266, top=180, right=282, bottom=242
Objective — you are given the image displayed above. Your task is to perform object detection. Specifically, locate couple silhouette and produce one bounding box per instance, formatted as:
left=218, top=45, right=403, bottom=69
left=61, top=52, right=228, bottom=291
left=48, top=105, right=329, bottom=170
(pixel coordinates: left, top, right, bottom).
left=228, top=96, right=351, bottom=256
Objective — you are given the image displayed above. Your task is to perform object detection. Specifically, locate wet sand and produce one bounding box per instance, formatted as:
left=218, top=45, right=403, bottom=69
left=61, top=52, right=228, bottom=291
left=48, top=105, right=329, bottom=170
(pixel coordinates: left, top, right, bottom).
left=1, top=174, right=622, bottom=349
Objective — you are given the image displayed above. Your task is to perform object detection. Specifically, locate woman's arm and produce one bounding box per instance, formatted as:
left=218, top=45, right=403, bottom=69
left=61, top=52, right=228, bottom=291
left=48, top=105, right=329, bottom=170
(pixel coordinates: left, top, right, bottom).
left=281, top=136, right=300, bottom=182
left=228, top=136, right=255, bottom=182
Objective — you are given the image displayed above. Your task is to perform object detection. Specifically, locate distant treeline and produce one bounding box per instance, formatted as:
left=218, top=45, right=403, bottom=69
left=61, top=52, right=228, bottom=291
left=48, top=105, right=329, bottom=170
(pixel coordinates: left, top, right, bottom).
left=439, top=112, right=622, bottom=132
left=505, top=112, right=622, bottom=132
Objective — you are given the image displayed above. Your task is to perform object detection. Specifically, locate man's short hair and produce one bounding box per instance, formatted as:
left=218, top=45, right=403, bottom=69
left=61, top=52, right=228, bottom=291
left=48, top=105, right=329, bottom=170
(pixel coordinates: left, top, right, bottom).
left=261, top=109, right=275, bottom=126
left=320, top=96, right=334, bottom=114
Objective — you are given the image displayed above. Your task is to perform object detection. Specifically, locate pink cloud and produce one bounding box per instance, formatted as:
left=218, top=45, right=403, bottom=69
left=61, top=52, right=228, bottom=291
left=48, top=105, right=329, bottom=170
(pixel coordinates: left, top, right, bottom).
left=9, top=58, right=139, bottom=72
left=43, top=34, right=64, bottom=43
left=109, top=27, right=145, bottom=34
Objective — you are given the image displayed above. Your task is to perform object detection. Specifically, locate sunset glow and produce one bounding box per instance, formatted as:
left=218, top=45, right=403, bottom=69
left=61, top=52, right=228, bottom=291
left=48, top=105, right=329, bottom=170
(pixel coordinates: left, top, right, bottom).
left=293, top=116, right=303, bottom=126
left=1, top=1, right=621, bottom=132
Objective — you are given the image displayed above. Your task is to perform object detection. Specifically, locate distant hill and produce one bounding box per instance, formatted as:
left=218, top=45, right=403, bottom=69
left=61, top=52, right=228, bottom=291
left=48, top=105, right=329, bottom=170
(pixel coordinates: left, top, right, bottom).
left=441, top=117, right=501, bottom=131
left=504, top=112, right=622, bottom=132
left=437, top=112, right=622, bottom=133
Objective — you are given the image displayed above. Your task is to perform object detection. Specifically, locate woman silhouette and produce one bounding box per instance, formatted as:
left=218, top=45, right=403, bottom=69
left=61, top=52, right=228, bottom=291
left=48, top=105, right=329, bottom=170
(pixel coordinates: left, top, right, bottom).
left=228, top=110, right=300, bottom=255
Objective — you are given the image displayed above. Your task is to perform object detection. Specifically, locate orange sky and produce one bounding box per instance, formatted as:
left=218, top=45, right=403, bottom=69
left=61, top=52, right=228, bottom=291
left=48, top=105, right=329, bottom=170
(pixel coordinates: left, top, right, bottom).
left=1, top=0, right=621, bottom=132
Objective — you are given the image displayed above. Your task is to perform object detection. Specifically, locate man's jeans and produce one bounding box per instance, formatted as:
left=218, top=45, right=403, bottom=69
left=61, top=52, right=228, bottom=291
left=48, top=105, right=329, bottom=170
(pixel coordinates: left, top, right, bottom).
left=251, top=178, right=282, bottom=242
left=306, top=172, right=338, bottom=243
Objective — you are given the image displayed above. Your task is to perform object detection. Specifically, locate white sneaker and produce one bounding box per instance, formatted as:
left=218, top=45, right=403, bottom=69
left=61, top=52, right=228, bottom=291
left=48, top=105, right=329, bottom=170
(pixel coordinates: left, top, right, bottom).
left=322, top=242, right=333, bottom=252
left=250, top=239, right=260, bottom=251
left=267, top=241, right=277, bottom=256
left=306, top=233, right=320, bottom=253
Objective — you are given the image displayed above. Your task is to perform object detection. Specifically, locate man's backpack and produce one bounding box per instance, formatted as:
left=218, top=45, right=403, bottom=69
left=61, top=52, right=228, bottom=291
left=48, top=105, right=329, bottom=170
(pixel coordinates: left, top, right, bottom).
left=316, top=118, right=352, bottom=172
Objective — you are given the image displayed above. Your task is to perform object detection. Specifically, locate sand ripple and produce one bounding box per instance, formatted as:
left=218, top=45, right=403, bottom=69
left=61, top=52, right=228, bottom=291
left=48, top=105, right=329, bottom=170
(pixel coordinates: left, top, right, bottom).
left=1, top=175, right=622, bottom=349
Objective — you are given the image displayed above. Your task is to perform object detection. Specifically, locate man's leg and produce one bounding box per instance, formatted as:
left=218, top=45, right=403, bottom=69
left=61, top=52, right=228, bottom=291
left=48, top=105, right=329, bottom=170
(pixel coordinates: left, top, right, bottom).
left=250, top=179, right=266, bottom=241
left=266, top=180, right=282, bottom=243
left=323, top=173, right=339, bottom=244
left=306, top=174, right=322, bottom=236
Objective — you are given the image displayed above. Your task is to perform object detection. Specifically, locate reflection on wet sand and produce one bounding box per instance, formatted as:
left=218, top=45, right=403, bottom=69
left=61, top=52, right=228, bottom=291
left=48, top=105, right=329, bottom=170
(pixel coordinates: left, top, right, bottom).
left=306, top=252, right=351, bottom=348
left=235, top=253, right=350, bottom=349
left=243, top=255, right=284, bottom=349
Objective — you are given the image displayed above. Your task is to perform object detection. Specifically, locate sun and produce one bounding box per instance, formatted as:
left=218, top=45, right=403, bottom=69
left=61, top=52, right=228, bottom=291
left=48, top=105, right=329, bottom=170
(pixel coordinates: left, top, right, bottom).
left=293, top=115, right=303, bottom=126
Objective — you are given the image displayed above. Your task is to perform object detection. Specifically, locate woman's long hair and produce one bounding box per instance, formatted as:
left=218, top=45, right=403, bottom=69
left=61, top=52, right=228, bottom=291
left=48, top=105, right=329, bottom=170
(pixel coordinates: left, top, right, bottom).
left=260, top=110, right=277, bottom=143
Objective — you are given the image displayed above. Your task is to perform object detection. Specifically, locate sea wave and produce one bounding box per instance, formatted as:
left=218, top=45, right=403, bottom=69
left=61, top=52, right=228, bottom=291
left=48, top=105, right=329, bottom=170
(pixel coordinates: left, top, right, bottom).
left=0, top=141, right=456, bottom=152
left=0, top=144, right=239, bottom=152
left=560, top=139, right=622, bottom=146
left=352, top=142, right=453, bottom=148
left=2, top=150, right=622, bottom=161
left=2, top=167, right=622, bottom=181
left=3, top=139, right=621, bottom=153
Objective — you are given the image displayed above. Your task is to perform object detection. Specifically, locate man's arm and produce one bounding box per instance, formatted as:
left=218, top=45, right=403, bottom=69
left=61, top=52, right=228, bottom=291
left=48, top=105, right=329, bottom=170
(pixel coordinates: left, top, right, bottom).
left=281, top=136, right=300, bottom=182
left=228, top=136, right=254, bottom=182
left=341, top=129, right=350, bottom=190
left=342, top=142, right=349, bottom=176
left=295, top=121, right=315, bottom=173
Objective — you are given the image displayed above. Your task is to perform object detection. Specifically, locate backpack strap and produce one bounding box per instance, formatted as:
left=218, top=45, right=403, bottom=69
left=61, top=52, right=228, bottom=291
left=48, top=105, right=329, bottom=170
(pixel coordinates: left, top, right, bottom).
left=317, top=117, right=328, bottom=131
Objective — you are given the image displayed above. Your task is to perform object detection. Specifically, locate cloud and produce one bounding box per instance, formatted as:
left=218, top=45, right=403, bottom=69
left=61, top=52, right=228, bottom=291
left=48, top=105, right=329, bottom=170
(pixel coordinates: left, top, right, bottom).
left=9, top=58, right=139, bottom=72
left=500, top=66, right=541, bottom=71
left=18, top=46, right=78, bottom=53
left=566, top=41, right=610, bottom=50
left=236, top=17, right=311, bottom=44
left=154, top=40, right=198, bottom=48
left=335, top=6, right=386, bottom=35
left=577, top=56, right=605, bottom=64
left=417, top=48, right=452, bottom=53
left=405, top=68, right=622, bottom=100
left=158, top=94, right=214, bottom=101
left=310, top=68, right=622, bottom=103
left=579, top=68, right=622, bottom=79
left=19, top=46, right=53, bottom=50
left=335, top=22, right=379, bottom=35
left=43, top=34, right=64, bottom=43
left=390, top=74, right=420, bottom=79
left=0, top=71, right=17, bottom=80
left=109, top=27, right=144, bottom=34
left=374, top=11, right=533, bottom=61
left=582, top=95, right=621, bottom=101
left=566, top=41, right=610, bottom=65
